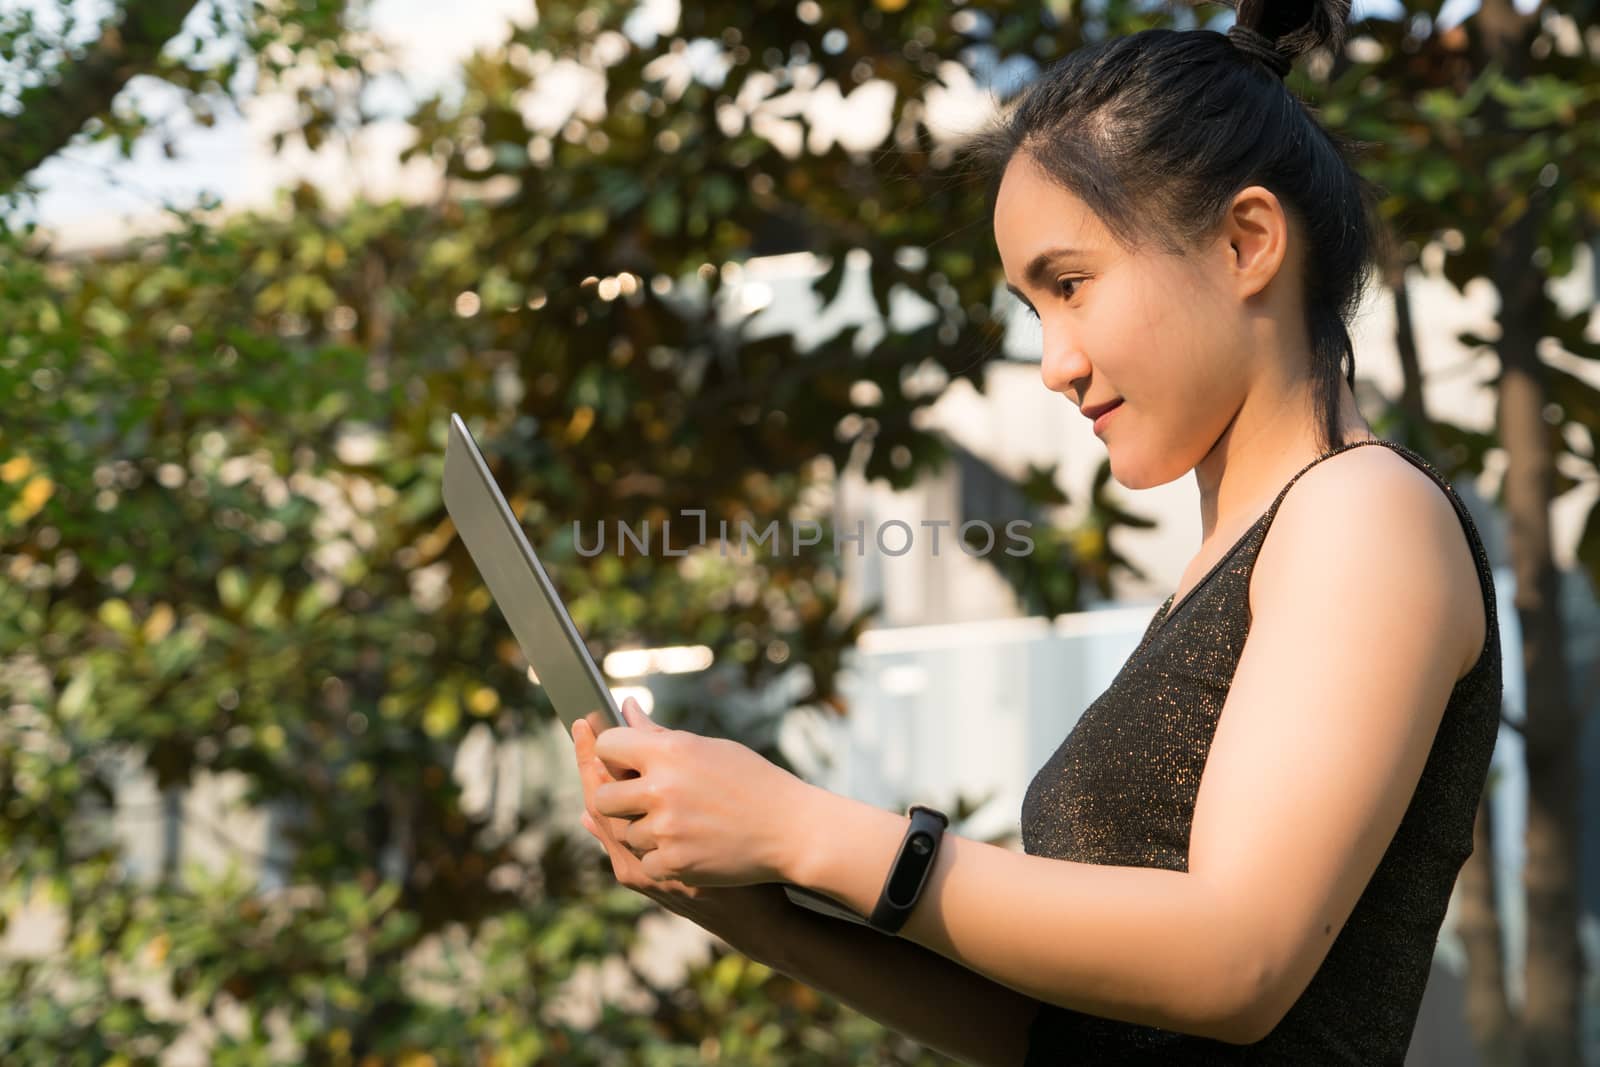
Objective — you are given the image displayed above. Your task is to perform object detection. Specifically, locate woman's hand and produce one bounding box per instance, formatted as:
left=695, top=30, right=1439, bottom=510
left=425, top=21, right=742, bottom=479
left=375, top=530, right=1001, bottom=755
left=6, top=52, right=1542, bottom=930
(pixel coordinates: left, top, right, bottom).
left=572, top=699, right=797, bottom=954
left=579, top=696, right=810, bottom=889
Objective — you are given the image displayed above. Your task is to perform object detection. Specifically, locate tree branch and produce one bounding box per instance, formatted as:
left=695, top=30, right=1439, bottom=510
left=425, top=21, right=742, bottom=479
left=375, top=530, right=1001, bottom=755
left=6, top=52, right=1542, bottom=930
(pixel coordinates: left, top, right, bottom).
left=0, top=0, right=203, bottom=194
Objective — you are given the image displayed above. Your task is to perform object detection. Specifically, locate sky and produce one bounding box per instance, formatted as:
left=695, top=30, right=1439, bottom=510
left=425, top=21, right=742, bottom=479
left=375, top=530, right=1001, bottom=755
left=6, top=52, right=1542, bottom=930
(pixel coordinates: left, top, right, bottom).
left=18, top=0, right=1518, bottom=243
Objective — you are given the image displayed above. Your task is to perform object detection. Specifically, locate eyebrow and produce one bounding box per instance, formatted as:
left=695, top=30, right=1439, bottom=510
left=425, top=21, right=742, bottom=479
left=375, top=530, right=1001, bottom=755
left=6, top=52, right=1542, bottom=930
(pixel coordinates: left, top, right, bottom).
left=1005, top=246, right=1092, bottom=304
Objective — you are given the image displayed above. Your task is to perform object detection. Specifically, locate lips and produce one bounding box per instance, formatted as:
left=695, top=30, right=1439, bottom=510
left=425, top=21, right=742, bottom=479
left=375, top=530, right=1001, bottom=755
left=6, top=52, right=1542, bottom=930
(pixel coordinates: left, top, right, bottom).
left=1081, top=398, right=1124, bottom=421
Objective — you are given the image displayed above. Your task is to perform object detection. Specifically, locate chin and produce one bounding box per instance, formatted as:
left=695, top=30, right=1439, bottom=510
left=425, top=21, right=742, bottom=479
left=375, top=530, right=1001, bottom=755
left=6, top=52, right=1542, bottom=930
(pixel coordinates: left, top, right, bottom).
left=1107, top=448, right=1189, bottom=492
left=1106, top=455, right=1154, bottom=491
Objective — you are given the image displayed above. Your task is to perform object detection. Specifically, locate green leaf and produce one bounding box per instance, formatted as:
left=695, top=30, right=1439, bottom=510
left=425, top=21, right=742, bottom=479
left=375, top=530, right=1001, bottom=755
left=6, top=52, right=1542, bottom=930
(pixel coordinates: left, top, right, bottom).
left=244, top=575, right=284, bottom=627
left=422, top=688, right=459, bottom=738
left=216, top=567, right=248, bottom=611
left=293, top=581, right=336, bottom=623
left=646, top=189, right=681, bottom=236
left=58, top=671, right=94, bottom=720
left=97, top=598, right=136, bottom=637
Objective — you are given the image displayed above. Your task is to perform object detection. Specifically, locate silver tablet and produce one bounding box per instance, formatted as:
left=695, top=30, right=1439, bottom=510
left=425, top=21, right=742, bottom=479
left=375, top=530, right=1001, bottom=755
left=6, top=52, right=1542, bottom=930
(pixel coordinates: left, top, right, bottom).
left=442, top=413, right=873, bottom=927
left=442, top=412, right=626, bottom=740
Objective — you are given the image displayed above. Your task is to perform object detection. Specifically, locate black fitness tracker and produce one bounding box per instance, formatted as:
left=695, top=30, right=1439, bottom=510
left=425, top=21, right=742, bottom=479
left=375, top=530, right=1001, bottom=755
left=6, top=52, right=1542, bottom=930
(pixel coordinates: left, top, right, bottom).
left=868, top=804, right=949, bottom=935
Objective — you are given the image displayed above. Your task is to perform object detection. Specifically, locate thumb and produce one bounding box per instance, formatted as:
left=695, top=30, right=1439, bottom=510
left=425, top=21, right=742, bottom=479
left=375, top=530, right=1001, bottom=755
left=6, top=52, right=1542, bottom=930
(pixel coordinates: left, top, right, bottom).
left=621, top=696, right=666, bottom=732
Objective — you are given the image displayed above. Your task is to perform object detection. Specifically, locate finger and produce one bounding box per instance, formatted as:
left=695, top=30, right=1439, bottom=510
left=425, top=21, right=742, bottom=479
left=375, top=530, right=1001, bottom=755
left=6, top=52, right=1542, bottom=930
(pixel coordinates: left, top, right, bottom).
left=621, top=697, right=667, bottom=732
left=591, top=812, right=656, bottom=890
left=585, top=783, right=634, bottom=848
left=573, top=721, right=617, bottom=787
left=616, top=814, right=657, bottom=854
left=587, top=779, right=638, bottom=853
left=574, top=724, right=631, bottom=844
left=580, top=793, right=637, bottom=872
left=577, top=717, right=636, bottom=783
left=587, top=716, right=643, bottom=781
left=578, top=783, right=605, bottom=843
left=582, top=811, right=616, bottom=854
left=592, top=776, right=652, bottom=820
left=582, top=725, right=650, bottom=839
left=591, top=724, right=650, bottom=773
left=638, top=847, right=673, bottom=884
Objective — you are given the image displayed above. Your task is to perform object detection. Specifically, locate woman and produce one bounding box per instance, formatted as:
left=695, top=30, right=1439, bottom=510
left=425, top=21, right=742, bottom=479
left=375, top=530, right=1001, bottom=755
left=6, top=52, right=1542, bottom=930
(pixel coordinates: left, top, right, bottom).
left=571, top=1, right=1504, bottom=1062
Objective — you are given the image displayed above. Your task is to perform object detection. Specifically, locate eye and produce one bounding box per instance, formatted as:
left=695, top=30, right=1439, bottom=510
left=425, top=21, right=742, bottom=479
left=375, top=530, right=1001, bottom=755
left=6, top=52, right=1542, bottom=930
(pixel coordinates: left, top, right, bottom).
left=1015, top=278, right=1084, bottom=321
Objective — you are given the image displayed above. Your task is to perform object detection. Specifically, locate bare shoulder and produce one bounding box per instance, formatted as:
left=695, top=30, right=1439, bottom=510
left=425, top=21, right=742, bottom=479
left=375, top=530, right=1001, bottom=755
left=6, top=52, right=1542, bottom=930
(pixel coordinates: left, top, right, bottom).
left=1250, top=443, right=1486, bottom=682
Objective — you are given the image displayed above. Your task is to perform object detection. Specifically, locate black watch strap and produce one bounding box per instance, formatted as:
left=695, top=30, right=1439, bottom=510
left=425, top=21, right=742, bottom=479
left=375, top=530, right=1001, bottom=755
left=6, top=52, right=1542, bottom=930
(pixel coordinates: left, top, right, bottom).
left=868, top=804, right=949, bottom=935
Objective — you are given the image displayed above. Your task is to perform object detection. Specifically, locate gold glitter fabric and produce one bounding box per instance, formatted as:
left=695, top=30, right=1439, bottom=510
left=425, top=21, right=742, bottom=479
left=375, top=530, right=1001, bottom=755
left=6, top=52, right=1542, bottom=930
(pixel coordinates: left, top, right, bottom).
left=1019, top=439, right=1503, bottom=1065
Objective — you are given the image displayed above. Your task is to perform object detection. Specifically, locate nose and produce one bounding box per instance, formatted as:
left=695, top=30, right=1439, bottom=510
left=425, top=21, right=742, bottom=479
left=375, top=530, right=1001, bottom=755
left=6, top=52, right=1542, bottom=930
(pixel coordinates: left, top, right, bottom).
left=1039, top=334, right=1090, bottom=396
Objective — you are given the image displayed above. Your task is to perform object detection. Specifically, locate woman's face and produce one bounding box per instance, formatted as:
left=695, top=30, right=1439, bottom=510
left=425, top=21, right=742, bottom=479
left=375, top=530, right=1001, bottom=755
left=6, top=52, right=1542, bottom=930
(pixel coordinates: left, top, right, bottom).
left=993, top=153, right=1249, bottom=489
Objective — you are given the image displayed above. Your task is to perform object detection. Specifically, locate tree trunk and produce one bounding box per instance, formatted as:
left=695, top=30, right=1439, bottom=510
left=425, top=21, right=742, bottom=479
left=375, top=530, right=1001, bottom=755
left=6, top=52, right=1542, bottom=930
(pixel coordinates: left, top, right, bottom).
left=1497, top=284, right=1584, bottom=1067
left=1384, top=235, right=1519, bottom=1065
left=1388, top=264, right=1436, bottom=457
left=160, top=783, right=183, bottom=885
left=1474, top=0, right=1583, bottom=1059
left=1459, top=787, right=1521, bottom=1066
left=1492, top=162, right=1582, bottom=1067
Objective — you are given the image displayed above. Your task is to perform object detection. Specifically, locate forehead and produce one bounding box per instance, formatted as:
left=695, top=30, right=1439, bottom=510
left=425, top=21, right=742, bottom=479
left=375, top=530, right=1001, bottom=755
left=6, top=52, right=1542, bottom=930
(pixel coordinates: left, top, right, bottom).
left=993, top=155, right=1109, bottom=270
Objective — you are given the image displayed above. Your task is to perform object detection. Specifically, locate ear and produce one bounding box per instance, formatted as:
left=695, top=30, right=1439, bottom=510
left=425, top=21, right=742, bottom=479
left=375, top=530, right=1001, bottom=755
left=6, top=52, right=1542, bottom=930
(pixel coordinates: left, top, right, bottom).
left=1223, top=184, right=1291, bottom=297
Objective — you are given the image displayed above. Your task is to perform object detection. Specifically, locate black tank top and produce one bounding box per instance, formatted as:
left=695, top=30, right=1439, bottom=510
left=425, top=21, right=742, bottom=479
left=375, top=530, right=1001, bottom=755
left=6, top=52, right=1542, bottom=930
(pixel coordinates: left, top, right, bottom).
left=1019, top=438, right=1503, bottom=1065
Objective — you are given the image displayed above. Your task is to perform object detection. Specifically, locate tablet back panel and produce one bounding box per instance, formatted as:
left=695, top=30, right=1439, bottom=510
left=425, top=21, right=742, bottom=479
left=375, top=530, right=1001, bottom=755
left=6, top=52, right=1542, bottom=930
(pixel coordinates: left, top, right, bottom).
left=442, top=413, right=623, bottom=734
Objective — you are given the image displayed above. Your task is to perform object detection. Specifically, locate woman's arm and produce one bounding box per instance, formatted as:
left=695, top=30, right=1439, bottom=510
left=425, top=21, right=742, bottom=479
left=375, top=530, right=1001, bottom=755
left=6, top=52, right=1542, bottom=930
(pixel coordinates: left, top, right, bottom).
left=746, top=894, right=1040, bottom=1067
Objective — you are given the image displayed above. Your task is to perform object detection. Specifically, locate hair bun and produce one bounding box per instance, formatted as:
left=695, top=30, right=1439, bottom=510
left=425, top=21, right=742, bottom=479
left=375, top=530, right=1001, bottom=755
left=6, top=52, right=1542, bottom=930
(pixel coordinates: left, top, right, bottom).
left=1225, top=24, right=1292, bottom=78
left=1231, top=0, right=1353, bottom=68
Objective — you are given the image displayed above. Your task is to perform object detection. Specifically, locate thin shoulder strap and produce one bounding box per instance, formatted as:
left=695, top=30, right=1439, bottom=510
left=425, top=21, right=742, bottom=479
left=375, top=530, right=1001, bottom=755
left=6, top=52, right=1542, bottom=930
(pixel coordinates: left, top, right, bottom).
left=1363, top=439, right=1500, bottom=608
left=1261, top=437, right=1499, bottom=618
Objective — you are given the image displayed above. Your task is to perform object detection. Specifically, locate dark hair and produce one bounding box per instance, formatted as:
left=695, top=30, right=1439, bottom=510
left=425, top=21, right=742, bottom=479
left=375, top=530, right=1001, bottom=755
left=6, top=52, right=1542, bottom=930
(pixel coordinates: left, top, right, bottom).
left=966, top=0, right=1390, bottom=457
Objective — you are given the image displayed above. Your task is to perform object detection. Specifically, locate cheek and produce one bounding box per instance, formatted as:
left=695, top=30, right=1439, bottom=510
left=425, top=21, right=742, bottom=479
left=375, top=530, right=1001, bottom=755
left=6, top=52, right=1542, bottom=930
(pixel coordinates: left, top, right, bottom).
left=1099, top=272, right=1239, bottom=484
left=1142, top=271, right=1223, bottom=374
left=1121, top=276, right=1224, bottom=403
left=1134, top=290, right=1194, bottom=367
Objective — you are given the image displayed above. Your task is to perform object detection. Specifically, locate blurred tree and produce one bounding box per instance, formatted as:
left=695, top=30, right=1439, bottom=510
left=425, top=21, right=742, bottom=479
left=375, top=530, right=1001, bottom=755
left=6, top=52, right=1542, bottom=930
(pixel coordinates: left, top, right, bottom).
left=0, top=173, right=973, bottom=1065
left=2, top=0, right=1084, bottom=1061
left=0, top=0, right=378, bottom=201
